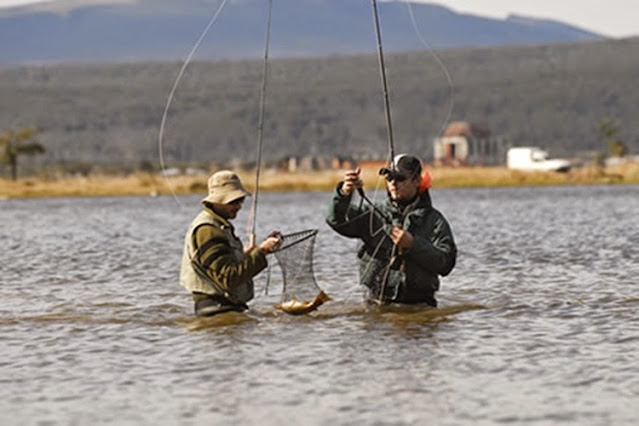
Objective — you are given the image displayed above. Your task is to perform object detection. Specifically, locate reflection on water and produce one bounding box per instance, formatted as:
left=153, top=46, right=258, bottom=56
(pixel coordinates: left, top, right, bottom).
left=1, top=185, right=638, bottom=425
left=179, top=302, right=488, bottom=333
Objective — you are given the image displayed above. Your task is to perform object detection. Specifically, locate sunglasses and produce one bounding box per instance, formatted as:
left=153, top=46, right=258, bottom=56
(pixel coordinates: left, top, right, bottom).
left=384, top=172, right=409, bottom=183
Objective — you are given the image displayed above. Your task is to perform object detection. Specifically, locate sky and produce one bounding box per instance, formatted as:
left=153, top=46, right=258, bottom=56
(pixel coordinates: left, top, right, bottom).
left=0, top=0, right=637, bottom=38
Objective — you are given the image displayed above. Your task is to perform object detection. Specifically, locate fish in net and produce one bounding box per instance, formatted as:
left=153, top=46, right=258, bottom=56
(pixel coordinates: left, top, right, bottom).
left=266, top=229, right=331, bottom=315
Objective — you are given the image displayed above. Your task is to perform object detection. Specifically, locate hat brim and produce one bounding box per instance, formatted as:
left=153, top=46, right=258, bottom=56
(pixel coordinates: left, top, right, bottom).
left=202, top=188, right=251, bottom=205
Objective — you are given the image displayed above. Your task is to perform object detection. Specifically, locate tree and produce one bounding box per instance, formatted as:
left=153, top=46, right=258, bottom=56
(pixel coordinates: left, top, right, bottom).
left=0, top=127, right=45, bottom=180
left=599, top=118, right=629, bottom=158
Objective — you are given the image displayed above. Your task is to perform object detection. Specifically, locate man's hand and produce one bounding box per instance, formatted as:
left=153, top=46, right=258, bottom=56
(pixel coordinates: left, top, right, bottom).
left=259, top=231, right=283, bottom=254
left=340, top=167, right=363, bottom=196
left=390, top=226, right=414, bottom=251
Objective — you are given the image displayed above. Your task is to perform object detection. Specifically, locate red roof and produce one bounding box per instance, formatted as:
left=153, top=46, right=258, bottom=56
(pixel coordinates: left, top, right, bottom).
left=442, top=121, right=491, bottom=138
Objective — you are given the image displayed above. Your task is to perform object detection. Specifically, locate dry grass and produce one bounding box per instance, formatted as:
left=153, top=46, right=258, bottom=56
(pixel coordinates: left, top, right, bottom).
left=429, top=162, right=639, bottom=188
left=1, top=163, right=638, bottom=199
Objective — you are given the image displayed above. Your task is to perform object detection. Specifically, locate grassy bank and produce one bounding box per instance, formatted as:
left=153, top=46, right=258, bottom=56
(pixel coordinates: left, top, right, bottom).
left=1, top=163, right=638, bottom=199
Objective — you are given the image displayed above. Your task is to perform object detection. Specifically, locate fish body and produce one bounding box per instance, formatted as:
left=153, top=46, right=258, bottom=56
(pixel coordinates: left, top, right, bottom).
left=274, top=290, right=331, bottom=315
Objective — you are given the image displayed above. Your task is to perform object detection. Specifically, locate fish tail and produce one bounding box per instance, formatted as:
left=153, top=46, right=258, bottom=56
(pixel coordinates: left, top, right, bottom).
left=316, top=291, right=331, bottom=303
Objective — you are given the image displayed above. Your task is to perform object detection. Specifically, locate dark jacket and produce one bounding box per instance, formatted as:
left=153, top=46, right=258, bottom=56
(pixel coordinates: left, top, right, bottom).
left=326, top=184, right=456, bottom=306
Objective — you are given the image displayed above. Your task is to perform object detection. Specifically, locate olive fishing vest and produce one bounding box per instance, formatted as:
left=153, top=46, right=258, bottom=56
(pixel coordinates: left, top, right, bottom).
left=179, top=210, right=254, bottom=304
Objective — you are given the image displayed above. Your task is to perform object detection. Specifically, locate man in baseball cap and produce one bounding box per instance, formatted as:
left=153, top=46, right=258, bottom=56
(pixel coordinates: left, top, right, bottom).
left=327, top=153, right=456, bottom=307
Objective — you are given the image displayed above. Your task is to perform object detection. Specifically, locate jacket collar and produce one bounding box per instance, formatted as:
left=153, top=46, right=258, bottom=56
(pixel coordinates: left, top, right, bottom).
left=384, top=190, right=432, bottom=216
left=202, top=202, right=233, bottom=228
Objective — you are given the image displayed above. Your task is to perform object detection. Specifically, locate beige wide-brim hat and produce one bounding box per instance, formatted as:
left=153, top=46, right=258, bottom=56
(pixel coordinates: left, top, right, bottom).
left=202, top=170, right=251, bottom=204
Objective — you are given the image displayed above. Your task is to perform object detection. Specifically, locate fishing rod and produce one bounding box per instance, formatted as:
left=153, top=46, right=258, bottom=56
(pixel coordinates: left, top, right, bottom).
left=352, top=1, right=398, bottom=226
left=352, top=0, right=398, bottom=218
left=370, top=0, right=396, bottom=165
left=361, top=1, right=451, bottom=215
left=246, top=1, right=326, bottom=306
left=368, top=1, right=404, bottom=304
left=247, top=0, right=274, bottom=247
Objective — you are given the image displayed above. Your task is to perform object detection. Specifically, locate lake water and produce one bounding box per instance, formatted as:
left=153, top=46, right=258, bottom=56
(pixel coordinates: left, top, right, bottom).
left=1, top=184, right=638, bottom=425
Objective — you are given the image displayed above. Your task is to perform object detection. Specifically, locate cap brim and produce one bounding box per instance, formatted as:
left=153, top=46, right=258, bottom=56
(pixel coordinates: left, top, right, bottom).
left=379, top=167, right=393, bottom=176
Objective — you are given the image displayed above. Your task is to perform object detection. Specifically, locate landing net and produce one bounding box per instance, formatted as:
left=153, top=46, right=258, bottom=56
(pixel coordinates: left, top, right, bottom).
left=266, top=229, right=322, bottom=301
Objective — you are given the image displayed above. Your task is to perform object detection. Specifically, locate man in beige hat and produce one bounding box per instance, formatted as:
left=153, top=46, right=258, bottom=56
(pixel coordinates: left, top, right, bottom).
left=180, top=170, right=282, bottom=316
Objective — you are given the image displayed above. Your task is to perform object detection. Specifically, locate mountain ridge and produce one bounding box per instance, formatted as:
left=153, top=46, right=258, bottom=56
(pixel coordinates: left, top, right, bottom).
left=0, top=0, right=604, bottom=65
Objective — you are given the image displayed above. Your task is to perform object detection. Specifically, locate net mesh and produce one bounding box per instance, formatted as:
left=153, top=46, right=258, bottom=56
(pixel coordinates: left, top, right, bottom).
left=266, top=229, right=322, bottom=301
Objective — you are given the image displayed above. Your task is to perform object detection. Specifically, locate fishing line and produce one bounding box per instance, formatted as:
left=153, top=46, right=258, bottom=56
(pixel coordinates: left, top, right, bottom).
left=377, top=244, right=398, bottom=304
left=403, top=0, right=455, bottom=138
left=158, top=0, right=231, bottom=208
left=246, top=0, right=274, bottom=246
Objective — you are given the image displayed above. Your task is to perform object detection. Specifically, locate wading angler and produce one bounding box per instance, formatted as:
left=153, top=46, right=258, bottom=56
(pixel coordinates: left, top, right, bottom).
left=327, top=154, right=457, bottom=307
left=180, top=171, right=282, bottom=317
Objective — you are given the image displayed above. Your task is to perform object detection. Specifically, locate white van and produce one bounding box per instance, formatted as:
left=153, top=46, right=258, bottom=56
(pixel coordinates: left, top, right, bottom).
left=506, top=147, right=571, bottom=172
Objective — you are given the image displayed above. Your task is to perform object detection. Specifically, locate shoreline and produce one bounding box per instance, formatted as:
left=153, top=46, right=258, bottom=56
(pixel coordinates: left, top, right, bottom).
left=1, top=164, right=638, bottom=199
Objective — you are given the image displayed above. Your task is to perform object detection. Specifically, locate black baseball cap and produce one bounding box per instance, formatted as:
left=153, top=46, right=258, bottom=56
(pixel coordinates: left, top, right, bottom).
left=379, top=154, right=422, bottom=178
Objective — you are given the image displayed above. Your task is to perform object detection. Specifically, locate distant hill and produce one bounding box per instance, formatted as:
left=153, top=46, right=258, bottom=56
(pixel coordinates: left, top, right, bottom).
left=1, top=36, right=637, bottom=173
left=0, top=0, right=604, bottom=64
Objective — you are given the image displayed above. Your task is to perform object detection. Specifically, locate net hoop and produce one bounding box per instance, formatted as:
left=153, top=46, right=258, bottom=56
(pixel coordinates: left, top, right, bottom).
left=271, top=229, right=318, bottom=253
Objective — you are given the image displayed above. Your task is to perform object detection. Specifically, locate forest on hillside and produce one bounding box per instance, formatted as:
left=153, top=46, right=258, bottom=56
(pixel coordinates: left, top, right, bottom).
left=1, top=36, right=638, bottom=174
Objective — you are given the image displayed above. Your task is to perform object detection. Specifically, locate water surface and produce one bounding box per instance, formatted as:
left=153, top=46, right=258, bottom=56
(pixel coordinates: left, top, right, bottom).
left=1, top=185, right=638, bottom=425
